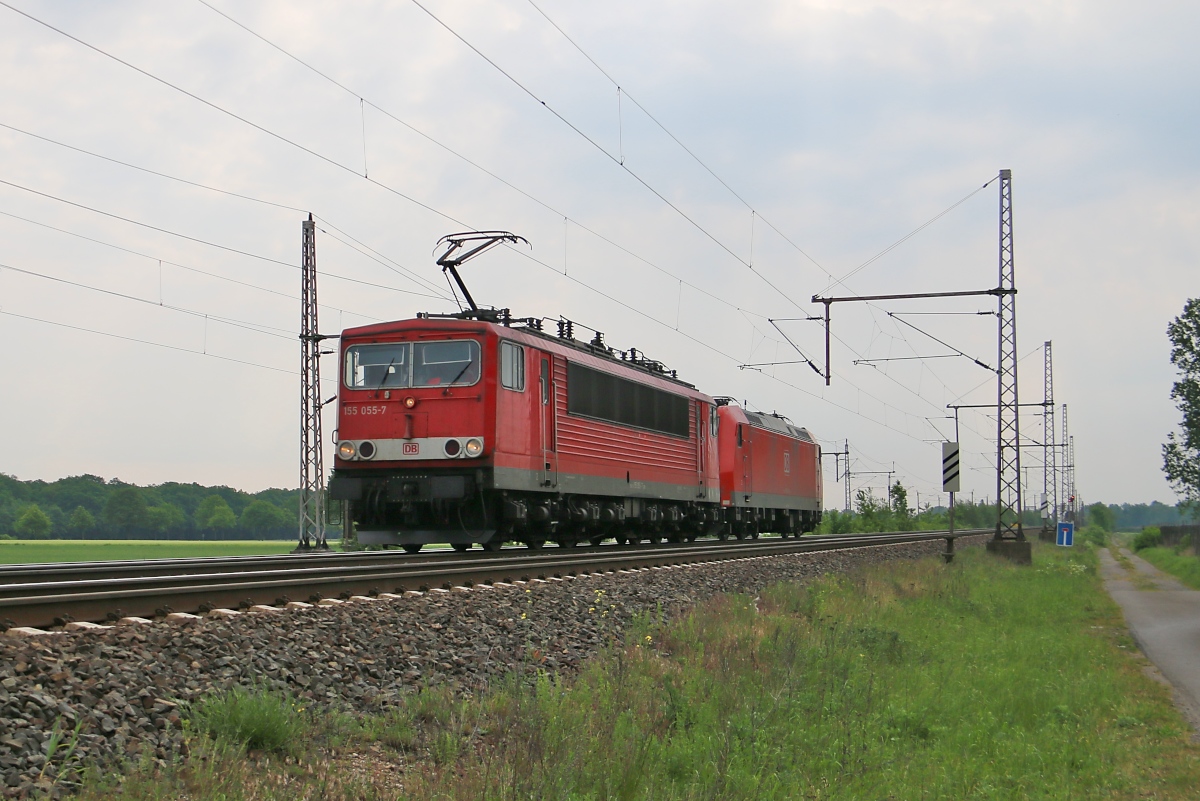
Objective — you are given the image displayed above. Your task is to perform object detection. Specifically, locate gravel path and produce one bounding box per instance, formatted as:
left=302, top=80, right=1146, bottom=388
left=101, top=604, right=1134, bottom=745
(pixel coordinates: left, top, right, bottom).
left=0, top=536, right=983, bottom=798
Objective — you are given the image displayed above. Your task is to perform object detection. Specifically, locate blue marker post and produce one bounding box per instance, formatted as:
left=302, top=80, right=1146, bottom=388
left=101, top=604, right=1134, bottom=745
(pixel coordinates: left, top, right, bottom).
left=1056, top=521, right=1074, bottom=547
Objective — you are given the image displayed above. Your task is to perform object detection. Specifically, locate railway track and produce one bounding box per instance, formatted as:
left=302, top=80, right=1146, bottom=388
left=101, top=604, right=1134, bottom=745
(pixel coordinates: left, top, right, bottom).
left=0, top=529, right=987, bottom=631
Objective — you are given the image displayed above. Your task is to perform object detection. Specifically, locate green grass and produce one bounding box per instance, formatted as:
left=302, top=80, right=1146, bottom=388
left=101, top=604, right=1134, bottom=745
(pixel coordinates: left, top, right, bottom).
left=0, top=539, right=299, bottom=564
left=1137, top=547, right=1200, bottom=589
left=75, top=544, right=1200, bottom=800
left=399, top=544, right=1200, bottom=800
left=189, top=686, right=307, bottom=754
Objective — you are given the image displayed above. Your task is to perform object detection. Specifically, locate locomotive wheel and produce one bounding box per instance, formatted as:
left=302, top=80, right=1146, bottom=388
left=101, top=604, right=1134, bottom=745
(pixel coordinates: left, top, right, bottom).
left=734, top=530, right=746, bottom=540
left=589, top=536, right=604, bottom=547
left=750, top=530, right=760, bottom=540
left=402, top=544, right=422, bottom=554
left=482, top=539, right=502, bottom=552
left=452, top=543, right=471, bottom=553
left=526, top=539, right=545, bottom=550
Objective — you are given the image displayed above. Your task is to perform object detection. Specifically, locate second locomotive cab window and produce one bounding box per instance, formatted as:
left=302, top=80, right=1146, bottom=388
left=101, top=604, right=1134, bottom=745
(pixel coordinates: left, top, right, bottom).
left=566, top=362, right=690, bottom=437
left=500, top=341, right=525, bottom=391
left=344, top=340, right=481, bottom=389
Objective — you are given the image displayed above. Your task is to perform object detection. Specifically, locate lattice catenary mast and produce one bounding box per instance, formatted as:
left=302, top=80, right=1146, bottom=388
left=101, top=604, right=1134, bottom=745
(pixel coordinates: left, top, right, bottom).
left=1061, top=403, right=1073, bottom=522
left=1042, top=340, right=1057, bottom=533
left=992, top=169, right=1024, bottom=545
left=298, top=214, right=329, bottom=550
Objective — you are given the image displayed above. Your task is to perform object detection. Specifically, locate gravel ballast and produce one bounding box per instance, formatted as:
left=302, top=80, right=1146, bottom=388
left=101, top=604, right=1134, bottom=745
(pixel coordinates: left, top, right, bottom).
left=0, top=536, right=984, bottom=797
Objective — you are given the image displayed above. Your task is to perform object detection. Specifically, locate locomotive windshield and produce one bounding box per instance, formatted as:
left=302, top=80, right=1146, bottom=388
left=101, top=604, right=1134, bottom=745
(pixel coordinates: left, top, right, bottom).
left=343, top=340, right=481, bottom=389
left=413, top=340, right=480, bottom=386
left=344, top=343, right=409, bottom=388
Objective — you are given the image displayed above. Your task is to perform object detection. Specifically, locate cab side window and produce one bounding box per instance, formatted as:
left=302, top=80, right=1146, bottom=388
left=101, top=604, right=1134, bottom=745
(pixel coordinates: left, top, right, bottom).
left=500, top=341, right=525, bottom=391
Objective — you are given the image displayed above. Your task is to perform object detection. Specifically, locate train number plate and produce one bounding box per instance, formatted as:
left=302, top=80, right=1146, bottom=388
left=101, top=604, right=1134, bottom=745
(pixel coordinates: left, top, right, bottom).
left=344, top=404, right=388, bottom=416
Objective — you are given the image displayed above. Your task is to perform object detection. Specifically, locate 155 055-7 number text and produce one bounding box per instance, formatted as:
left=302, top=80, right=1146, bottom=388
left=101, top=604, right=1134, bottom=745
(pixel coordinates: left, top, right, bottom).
left=344, top=405, right=388, bottom=415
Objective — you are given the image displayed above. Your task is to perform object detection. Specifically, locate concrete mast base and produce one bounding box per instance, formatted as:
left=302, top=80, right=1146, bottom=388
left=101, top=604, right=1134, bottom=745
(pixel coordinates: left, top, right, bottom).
left=986, top=539, right=1033, bottom=565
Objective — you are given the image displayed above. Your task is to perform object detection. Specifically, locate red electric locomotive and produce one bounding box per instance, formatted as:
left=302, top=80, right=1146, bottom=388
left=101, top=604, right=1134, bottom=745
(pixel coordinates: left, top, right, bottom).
left=715, top=402, right=823, bottom=537
left=327, top=231, right=822, bottom=550
left=329, top=314, right=721, bottom=550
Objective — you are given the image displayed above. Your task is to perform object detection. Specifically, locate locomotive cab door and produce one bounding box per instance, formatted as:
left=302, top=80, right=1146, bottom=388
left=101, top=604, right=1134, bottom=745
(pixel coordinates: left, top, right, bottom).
left=538, top=354, right=557, bottom=488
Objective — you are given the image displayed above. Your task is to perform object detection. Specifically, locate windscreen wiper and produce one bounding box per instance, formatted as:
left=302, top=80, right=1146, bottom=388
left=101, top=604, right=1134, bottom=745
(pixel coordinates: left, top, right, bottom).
left=442, top=360, right=474, bottom=394
left=374, top=356, right=398, bottom=391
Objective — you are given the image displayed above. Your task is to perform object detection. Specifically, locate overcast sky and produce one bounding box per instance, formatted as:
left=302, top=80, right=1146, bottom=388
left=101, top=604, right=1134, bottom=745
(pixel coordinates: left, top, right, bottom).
left=1, top=0, right=1195, bottom=506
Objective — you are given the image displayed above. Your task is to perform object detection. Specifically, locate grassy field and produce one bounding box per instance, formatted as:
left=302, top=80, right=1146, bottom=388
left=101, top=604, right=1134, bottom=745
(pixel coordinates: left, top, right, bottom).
left=80, top=543, right=1200, bottom=800
left=0, top=539, right=301, bottom=564
left=1135, top=546, right=1200, bottom=589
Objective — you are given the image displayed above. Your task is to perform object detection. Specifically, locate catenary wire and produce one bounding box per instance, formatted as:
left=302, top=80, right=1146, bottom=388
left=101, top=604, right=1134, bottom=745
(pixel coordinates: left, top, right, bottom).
left=522, top=0, right=834, bottom=285
left=0, top=207, right=376, bottom=322
left=0, top=309, right=335, bottom=383
left=204, top=0, right=991, bottom=368
left=0, top=121, right=451, bottom=300
left=817, top=178, right=998, bottom=296
left=402, top=0, right=806, bottom=311
left=1, top=261, right=297, bottom=341
left=1, top=112, right=781, bottom=346
left=0, top=121, right=307, bottom=214
left=191, top=0, right=777, bottom=322
left=0, top=179, right=446, bottom=301
left=0, top=0, right=494, bottom=289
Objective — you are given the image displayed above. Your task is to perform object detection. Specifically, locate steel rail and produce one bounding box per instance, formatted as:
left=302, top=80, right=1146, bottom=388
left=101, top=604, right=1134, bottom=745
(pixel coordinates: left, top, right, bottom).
left=0, top=546, right=489, bottom=583
left=0, top=531, right=951, bottom=596
left=0, top=529, right=987, bottom=630
left=0, top=528, right=972, bottom=583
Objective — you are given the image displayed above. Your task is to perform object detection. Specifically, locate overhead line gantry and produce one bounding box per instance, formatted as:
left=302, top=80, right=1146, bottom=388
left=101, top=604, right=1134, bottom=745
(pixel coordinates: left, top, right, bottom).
left=810, top=170, right=1030, bottom=563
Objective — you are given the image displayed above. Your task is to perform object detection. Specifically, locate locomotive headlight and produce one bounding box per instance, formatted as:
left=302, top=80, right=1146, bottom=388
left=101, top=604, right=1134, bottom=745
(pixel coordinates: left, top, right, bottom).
left=338, top=441, right=357, bottom=460
left=404, top=396, right=417, bottom=409
left=464, top=438, right=484, bottom=458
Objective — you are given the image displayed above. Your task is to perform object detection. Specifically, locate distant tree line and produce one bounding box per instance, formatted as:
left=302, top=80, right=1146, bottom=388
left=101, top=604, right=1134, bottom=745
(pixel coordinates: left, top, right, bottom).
left=818, top=483, right=1189, bottom=535
left=1086, top=501, right=1190, bottom=530
left=818, top=482, right=1043, bottom=535
left=0, top=474, right=301, bottom=540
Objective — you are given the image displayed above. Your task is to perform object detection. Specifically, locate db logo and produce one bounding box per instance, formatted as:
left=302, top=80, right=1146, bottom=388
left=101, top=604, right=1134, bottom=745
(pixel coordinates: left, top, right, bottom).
left=402, top=443, right=420, bottom=455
